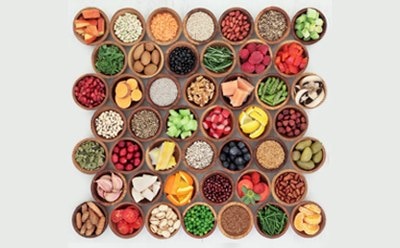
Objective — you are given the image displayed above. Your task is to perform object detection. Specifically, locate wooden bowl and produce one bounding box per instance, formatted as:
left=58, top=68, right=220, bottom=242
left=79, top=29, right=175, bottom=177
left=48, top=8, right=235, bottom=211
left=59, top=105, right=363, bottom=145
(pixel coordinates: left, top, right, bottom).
left=235, top=169, right=271, bottom=205
left=200, top=40, right=236, bottom=78
left=110, top=74, right=145, bottom=110
left=72, top=201, right=108, bottom=238
left=91, top=41, right=127, bottom=79
left=164, top=106, right=199, bottom=142
left=145, top=202, right=182, bottom=239
left=290, top=136, right=326, bottom=173
left=145, top=138, right=181, bottom=175
left=237, top=39, right=273, bottom=77
left=146, top=74, right=180, bottom=110
left=290, top=201, right=326, bottom=238
left=219, top=73, right=255, bottom=110
left=273, top=40, right=309, bottom=78
left=200, top=105, right=235, bottom=142
left=271, top=169, right=308, bottom=207
left=128, top=106, right=163, bottom=142
left=164, top=170, right=199, bottom=207
left=72, top=73, right=108, bottom=110
left=109, top=202, right=145, bottom=238
left=91, top=170, right=128, bottom=207
left=165, top=41, right=199, bottom=78
left=255, top=6, right=291, bottom=44
left=73, top=7, right=109, bottom=46
left=72, top=137, right=108, bottom=174
left=219, top=8, right=254, bottom=46
left=110, top=8, right=146, bottom=46
left=183, top=73, right=218, bottom=109
left=219, top=139, right=252, bottom=174
left=292, top=7, right=328, bottom=45
left=91, top=106, right=127, bottom=143
left=292, top=72, right=327, bottom=109
left=200, top=171, right=234, bottom=206
left=183, top=8, right=218, bottom=45
left=128, top=170, right=163, bottom=205
left=182, top=137, right=217, bottom=172
left=146, top=8, right=182, bottom=46
left=237, top=105, right=272, bottom=141
left=109, top=137, right=145, bottom=174
left=255, top=74, right=290, bottom=110
left=254, top=138, right=288, bottom=172
left=273, top=105, right=309, bottom=141
left=217, top=202, right=253, bottom=239
left=128, top=41, right=164, bottom=79
left=254, top=202, right=290, bottom=238
left=182, top=202, right=217, bottom=238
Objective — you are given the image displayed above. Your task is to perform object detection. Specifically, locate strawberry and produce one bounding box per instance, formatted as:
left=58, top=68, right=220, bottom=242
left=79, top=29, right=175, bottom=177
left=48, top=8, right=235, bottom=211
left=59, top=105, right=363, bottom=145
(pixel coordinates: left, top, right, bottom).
left=251, top=172, right=261, bottom=184
left=111, top=209, right=123, bottom=223
left=242, top=175, right=251, bottom=181
left=253, top=183, right=265, bottom=194
left=259, top=183, right=270, bottom=202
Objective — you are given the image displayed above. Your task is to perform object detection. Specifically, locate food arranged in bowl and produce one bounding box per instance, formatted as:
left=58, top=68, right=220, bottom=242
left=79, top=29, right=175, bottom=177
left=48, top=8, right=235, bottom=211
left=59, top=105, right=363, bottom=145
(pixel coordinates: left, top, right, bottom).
left=237, top=170, right=270, bottom=205
left=164, top=171, right=196, bottom=207
left=130, top=172, right=162, bottom=204
left=293, top=73, right=327, bottom=109
left=73, top=7, right=108, bottom=45
left=291, top=137, right=325, bottom=172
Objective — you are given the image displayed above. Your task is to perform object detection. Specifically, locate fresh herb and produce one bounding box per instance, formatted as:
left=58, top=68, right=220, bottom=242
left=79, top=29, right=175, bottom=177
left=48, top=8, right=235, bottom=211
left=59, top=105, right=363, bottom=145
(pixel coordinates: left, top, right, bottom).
left=74, top=141, right=105, bottom=171
left=258, top=77, right=288, bottom=106
left=203, top=46, right=233, bottom=73
left=95, top=44, right=125, bottom=75
left=257, top=204, right=287, bottom=236
left=184, top=205, right=215, bottom=236
left=241, top=186, right=260, bottom=205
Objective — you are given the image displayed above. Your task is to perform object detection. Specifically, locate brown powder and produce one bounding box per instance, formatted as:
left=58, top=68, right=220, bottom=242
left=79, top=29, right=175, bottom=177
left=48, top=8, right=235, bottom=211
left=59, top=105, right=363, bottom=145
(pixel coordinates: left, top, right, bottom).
left=221, top=205, right=251, bottom=236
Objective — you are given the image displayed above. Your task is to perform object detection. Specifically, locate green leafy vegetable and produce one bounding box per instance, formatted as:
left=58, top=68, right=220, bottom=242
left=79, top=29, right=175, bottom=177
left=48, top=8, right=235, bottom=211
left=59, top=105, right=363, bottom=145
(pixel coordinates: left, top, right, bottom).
left=95, top=44, right=125, bottom=75
left=241, top=186, right=260, bottom=205
left=257, top=204, right=288, bottom=236
left=74, top=141, right=105, bottom=171
left=203, top=46, right=233, bottom=73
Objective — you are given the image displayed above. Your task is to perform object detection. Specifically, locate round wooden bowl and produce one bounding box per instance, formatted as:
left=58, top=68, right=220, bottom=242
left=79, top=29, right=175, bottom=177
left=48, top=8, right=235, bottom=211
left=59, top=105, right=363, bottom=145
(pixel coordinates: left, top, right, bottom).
left=219, top=73, right=255, bottom=110
left=183, top=8, right=218, bottom=45
left=165, top=41, right=199, bottom=78
left=146, top=74, right=180, bottom=110
left=128, top=106, right=163, bottom=142
left=72, top=137, right=108, bottom=174
left=219, top=139, right=252, bottom=174
left=254, top=202, right=290, bottom=239
left=145, top=202, right=182, bottom=239
left=237, top=105, right=272, bottom=142
left=72, top=200, right=108, bottom=238
left=271, top=169, right=308, bottom=207
left=219, top=7, right=254, bottom=46
left=273, top=40, right=309, bottom=78
left=91, top=41, right=127, bottom=79
left=72, top=73, right=108, bottom=110
left=109, top=137, right=145, bottom=174
left=200, top=40, right=236, bottom=78
left=183, top=73, right=218, bottom=109
left=164, top=170, right=199, bottom=207
left=91, top=106, right=127, bottom=143
left=91, top=170, right=128, bottom=207
left=237, top=39, right=273, bottom=77
left=146, top=7, right=182, bottom=46
left=109, top=202, right=145, bottom=238
left=164, top=106, right=199, bottom=142
left=200, top=171, right=234, bottom=206
left=182, top=202, right=217, bottom=238
left=110, top=8, right=146, bottom=46
left=128, top=41, right=164, bottom=79
left=255, top=6, right=291, bottom=45
left=235, top=169, right=271, bottom=205
left=110, top=74, right=145, bottom=110
left=273, top=105, right=309, bottom=141
left=292, top=72, right=327, bottom=109
left=254, top=138, right=288, bottom=172
left=73, top=7, right=110, bottom=46
left=145, top=138, right=181, bottom=175
left=290, top=200, right=326, bottom=238
left=290, top=136, right=326, bottom=174
left=217, top=202, right=253, bottom=239
left=128, top=170, right=163, bottom=205
left=255, top=74, right=290, bottom=110
left=292, top=7, right=328, bottom=45
left=182, top=137, right=217, bottom=173
left=200, top=105, right=235, bottom=142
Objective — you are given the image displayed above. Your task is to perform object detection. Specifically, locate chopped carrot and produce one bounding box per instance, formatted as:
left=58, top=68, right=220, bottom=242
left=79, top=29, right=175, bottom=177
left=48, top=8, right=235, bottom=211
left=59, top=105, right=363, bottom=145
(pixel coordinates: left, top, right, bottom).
left=82, top=9, right=100, bottom=19
left=97, top=17, right=105, bottom=36
left=85, top=25, right=99, bottom=37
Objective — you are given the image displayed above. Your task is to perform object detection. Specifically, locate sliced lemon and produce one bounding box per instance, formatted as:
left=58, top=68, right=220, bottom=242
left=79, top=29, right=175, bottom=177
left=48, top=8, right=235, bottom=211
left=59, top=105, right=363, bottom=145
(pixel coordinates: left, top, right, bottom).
left=249, top=125, right=265, bottom=139
left=249, top=111, right=267, bottom=126
left=245, top=106, right=255, bottom=115
left=253, top=106, right=269, bottom=123
left=241, top=120, right=260, bottom=134
left=239, top=112, right=252, bottom=126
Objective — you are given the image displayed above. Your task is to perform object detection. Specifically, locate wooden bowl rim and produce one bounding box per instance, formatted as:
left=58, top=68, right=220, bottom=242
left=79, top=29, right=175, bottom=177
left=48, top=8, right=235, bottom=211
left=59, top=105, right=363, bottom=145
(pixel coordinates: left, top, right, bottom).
left=110, top=74, right=145, bottom=110
left=109, top=202, right=145, bottom=238
left=254, top=137, right=288, bottom=172
left=183, top=73, right=219, bottom=109
left=271, top=169, right=308, bottom=207
left=182, top=8, right=218, bottom=45
left=72, top=73, right=108, bottom=110
left=110, top=8, right=146, bottom=46
left=146, top=7, right=183, bottom=46
left=71, top=200, right=108, bottom=238
left=91, top=41, right=128, bottom=79
left=72, top=137, right=108, bottom=175
left=90, top=170, right=128, bottom=206
left=127, top=41, right=164, bottom=79
left=218, top=7, right=254, bottom=46
left=217, top=202, right=254, bottom=239
left=273, top=105, right=309, bottom=141
left=290, top=136, right=326, bottom=174
left=145, top=202, right=182, bottom=239
left=200, top=40, right=236, bottom=78
left=200, top=171, right=234, bottom=206
left=254, top=6, right=291, bottom=44
left=90, top=106, right=127, bottom=143
left=237, top=39, right=273, bottom=77
left=291, top=7, right=328, bottom=45
left=127, top=106, right=163, bottom=142
left=73, top=7, right=110, bottom=46
left=109, top=137, right=145, bottom=174
left=146, top=74, right=180, bottom=110
left=255, top=74, right=290, bottom=110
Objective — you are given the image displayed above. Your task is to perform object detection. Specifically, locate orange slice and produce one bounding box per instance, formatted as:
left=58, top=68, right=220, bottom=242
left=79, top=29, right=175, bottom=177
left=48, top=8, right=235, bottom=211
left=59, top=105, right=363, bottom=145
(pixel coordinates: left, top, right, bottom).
left=304, top=214, right=322, bottom=225
left=171, top=173, right=181, bottom=195
left=167, top=194, right=181, bottom=206
left=304, top=204, right=321, bottom=214
left=164, top=174, right=175, bottom=194
left=176, top=185, right=193, bottom=196
left=179, top=171, right=193, bottom=185
left=178, top=190, right=193, bottom=206
left=299, top=206, right=315, bottom=217
left=303, top=223, right=320, bottom=236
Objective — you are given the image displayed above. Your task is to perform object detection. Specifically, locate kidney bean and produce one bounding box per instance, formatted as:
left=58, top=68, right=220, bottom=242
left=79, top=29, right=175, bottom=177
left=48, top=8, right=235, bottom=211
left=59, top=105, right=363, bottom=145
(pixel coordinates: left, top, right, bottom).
left=221, top=10, right=251, bottom=42
left=274, top=171, right=306, bottom=204
left=275, top=107, right=308, bottom=138
left=202, top=173, right=232, bottom=204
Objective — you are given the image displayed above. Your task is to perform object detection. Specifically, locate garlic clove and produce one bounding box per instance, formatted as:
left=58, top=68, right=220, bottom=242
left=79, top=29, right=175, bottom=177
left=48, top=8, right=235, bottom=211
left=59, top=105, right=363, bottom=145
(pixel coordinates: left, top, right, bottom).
left=97, top=185, right=105, bottom=198
left=96, top=178, right=113, bottom=192
left=104, top=191, right=121, bottom=202
left=111, top=173, right=123, bottom=191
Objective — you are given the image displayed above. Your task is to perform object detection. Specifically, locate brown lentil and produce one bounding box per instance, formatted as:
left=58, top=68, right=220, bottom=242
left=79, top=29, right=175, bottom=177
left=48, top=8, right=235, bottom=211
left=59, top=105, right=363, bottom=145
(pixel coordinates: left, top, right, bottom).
left=220, top=205, right=251, bottom=236
left=131, top=109, right=160, bottom=139
left=186, top=75, right=215, bottom=107
left=256, top=140, right=286, bottom=169
left=258, top=10, right=287, bottom=41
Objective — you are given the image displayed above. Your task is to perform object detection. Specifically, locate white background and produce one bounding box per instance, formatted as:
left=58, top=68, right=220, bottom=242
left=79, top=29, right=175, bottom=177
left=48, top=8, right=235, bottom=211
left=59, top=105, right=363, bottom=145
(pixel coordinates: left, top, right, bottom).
left=1, top=0, right=399, bottom=248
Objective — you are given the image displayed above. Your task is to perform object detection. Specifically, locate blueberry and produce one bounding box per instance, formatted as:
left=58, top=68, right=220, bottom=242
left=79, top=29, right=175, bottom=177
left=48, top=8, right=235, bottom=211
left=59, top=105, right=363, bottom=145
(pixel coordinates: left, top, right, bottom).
left=244, top=153, right=251, bottom=162
left=220, top=153, right=227, bottom=162
left=229, top=146, right=240, bottom=156
left=223, top=161, right=229, bottom=168
left=234, top=157, right=245, bottom=166
left=228, top=163, right=237, bottom=171
left=229, top=141, right=236, bottom=148
left=241, top=147, right=249, bottom=154
left=223, top=145, right=230, bottom=154
left=237, top=142, right=246, bottom=149
left=229, top=154, right=236, bottom=161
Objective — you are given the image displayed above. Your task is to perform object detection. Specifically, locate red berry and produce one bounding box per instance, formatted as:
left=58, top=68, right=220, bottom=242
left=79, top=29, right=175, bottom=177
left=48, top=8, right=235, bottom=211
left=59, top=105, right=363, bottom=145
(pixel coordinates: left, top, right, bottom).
left=111, top=209, right=123, bottom=223
left=127, top=145, right=134, bottom=153
left=111, top=154, right=119, bottom=164
left=253, top=183, right=265, bottom=194
left=119, top=157, right=127, bottom=164
left=115, top=163, right=124, bottom=170
left=113, top=146, right=120, bottom=153
left=117, top=220, right=131, bottom=235
left=119, top=148, right=127, bottom=157
left=122, top=208, right=139, bottom=223
left=118, top=141, right=125, bottom=148
left=134, top=152, right=141, bottom=158
left=242, top=175, right=251, bottom=181
left=125, top=164, right=134, bottom=171
left=126, top=153, right=133, bottom=160
left=133, top=158, right=141, bottom=167
left=131, top=216, right=143, bottom=229
left=251, top=172, right=261, bottom=184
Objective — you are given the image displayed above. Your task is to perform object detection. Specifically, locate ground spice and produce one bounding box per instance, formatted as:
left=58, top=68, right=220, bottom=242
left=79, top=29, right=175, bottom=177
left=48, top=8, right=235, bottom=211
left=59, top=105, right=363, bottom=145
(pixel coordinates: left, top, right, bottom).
left=150, top=12, right=178, bottom=42
left=221, top=205, right=251, bottom=236
left=186, top=11, right=214, bottom=42
left=256, top=140, right=285, bottom=169
left=131, top=109, right=160, bottom=139
left=185, top=141, right=213, bottom=169
left=149, top=78, right=178, bottom=107
left=258, top=10, right=287, bottom=41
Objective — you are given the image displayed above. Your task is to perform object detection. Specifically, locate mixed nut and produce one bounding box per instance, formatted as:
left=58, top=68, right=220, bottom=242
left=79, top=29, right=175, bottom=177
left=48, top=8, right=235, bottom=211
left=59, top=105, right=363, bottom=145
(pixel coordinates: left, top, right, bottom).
left=294, top=74, right=326, bottom=108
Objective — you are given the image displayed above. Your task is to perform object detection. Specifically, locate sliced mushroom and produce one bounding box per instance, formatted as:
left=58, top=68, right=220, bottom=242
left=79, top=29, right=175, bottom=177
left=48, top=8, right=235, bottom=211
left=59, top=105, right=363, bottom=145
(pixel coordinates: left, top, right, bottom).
left=305, top=90, right=325, bottom=108
left=295, top=89, right=309, bottom=104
